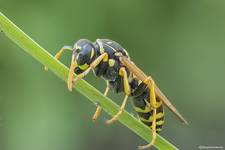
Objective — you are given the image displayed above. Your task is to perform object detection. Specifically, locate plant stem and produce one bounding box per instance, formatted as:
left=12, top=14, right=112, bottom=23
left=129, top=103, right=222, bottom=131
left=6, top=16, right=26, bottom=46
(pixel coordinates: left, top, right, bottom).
left=0, top=12, right=178, bottom=150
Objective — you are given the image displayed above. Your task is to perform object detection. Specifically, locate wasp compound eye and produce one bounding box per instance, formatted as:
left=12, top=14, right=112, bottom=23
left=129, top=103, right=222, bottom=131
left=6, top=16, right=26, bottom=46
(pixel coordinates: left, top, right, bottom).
left=76, top=44, right=94, bottom=65
left=76, top=53, right=89, bottom=65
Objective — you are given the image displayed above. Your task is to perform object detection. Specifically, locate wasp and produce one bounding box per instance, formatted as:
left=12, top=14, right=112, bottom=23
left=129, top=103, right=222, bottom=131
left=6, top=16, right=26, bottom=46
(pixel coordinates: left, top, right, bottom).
left=46, top=39, right=188, bottom=149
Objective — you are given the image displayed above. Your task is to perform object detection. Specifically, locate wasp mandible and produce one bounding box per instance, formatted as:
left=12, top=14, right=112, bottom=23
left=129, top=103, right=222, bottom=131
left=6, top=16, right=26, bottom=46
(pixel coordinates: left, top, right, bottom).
left=46, top=39, right=188, bottom=149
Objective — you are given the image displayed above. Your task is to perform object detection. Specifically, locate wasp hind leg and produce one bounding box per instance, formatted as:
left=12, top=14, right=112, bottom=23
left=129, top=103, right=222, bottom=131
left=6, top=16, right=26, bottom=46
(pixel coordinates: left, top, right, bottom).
left=138, top=78, right=157, bottom=150
left=92, top=81, right=110, bottom=121
left=44, top=45, right=73, bottom=71
left=106, top=67, right=131, bottom=124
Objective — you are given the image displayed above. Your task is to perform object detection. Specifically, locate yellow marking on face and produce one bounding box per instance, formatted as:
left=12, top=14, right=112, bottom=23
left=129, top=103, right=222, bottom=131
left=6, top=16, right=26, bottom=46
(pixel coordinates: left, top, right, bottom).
left=79, top=63, right=89, bottom=70
left=108, top=59, right=115, bottom=67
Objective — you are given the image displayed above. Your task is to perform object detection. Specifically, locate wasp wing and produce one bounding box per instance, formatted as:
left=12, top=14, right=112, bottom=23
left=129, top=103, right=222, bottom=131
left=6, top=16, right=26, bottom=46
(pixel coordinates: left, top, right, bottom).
left=120, top=56, right=188, bottom=125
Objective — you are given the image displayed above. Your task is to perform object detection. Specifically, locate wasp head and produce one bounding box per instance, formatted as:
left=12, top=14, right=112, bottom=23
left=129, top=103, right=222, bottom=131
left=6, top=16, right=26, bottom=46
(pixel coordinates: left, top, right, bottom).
left=72, top=39, right=96, bottom=73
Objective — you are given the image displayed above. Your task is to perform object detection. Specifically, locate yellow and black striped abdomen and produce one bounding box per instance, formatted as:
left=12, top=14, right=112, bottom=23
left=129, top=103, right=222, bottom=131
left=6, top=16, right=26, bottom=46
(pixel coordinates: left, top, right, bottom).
left=131, top=81, right=164, bottom=132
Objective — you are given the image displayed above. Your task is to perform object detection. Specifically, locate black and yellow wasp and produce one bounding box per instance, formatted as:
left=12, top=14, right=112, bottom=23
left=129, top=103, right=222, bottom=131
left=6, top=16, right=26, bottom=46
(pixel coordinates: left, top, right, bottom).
left=47, top=39, right=188, bottom=149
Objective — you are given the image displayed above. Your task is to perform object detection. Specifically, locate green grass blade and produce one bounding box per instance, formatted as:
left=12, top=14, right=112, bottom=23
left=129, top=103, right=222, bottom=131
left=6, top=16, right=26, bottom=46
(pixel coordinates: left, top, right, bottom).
left=0, top=12, right=178, bottom=150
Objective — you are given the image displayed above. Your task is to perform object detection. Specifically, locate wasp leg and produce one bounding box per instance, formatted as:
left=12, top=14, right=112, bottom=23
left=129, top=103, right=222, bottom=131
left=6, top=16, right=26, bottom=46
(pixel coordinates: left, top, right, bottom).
left=138, top=78, right=157, bottom=150
left=92, top=81, right=110, bottom=121
left=67, top=55, right=77, bottom=91
left=106, top=67, right=131, bottom=124
left=73, top=53, right=108, bottom=83
left=68, top=53, right=108, bottom=91
left=44, top=45, right=73, bottom=71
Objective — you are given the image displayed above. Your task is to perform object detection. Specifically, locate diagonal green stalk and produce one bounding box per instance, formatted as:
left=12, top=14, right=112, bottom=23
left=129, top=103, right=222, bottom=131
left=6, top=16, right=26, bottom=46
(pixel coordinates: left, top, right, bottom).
left=0, top=12, right=178, bottom=150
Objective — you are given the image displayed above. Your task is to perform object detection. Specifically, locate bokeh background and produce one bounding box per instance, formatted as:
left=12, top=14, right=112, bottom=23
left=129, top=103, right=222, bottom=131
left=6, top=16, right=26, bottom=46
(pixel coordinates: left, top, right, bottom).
left=1, top=0, right=225, bottom=150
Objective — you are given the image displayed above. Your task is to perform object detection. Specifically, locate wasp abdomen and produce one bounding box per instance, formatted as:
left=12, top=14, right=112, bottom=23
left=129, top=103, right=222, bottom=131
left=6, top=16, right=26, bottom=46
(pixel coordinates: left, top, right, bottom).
left=132, top=83, right=164, bottom=132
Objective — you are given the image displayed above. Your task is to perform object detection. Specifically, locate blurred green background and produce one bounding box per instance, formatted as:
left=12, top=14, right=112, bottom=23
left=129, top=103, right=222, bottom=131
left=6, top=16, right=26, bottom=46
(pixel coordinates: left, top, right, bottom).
left=1, top=0, right=225, bottom=150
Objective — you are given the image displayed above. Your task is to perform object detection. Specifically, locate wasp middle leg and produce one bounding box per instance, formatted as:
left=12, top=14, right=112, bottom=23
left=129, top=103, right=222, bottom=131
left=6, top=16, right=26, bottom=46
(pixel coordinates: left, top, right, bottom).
left=106, top=67, right=131, bottom=124
left=92, top=81, right=110, bottom=121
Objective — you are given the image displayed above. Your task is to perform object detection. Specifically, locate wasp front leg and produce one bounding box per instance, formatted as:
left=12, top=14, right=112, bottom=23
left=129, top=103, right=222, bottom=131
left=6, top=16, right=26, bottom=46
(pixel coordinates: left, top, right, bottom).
left=67, top=55, right=78, bottom=91
left=106, top=67, right=131, bottom=124
left=92, top=81, right=110, bottom=121
left=44, top=45, right=73, bottom=71
left=138, top=77, right=157, bottom=150
left=67, top=53, right=108, bottom=91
